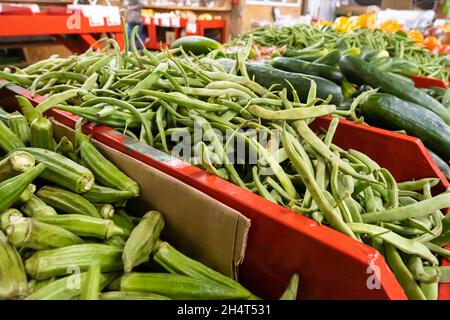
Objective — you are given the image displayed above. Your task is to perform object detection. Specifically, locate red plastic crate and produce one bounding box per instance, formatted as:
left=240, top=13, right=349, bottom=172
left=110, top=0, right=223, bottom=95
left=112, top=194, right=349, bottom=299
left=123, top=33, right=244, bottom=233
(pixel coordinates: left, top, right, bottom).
left=0, top=81, right=448, bottom=300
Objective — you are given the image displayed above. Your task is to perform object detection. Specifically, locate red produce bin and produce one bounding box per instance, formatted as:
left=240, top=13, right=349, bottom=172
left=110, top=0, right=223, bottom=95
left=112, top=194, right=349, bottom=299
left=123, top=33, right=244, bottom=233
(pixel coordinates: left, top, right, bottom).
left=0, top=81, right=448, bottom=300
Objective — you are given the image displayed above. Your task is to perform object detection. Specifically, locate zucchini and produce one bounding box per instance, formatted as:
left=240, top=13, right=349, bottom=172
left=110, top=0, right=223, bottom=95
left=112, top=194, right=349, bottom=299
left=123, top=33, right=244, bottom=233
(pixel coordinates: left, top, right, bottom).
left=340, top=55, right=450, bottom=124
left=360, top=93, right=450, bottom=160
left=426, top=148, right=450, bottom=180
left=171, top=36, right=222, bottom=55
left=219, top=58, right=343, bottom=106
left=271, top=57, right=344, bottom=84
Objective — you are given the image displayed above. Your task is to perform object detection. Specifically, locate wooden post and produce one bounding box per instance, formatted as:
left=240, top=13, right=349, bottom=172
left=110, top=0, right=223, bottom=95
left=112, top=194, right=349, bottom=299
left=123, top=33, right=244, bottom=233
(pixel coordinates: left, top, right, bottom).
left=381, top=0, right=413, bottom=10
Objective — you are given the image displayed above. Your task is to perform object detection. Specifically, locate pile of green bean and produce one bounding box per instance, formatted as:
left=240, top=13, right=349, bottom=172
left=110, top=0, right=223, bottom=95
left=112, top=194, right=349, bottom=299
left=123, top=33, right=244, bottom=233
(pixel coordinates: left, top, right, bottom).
left=1, top=32, right=450, bottom=299
left=232, top=25, right=450, bottom=81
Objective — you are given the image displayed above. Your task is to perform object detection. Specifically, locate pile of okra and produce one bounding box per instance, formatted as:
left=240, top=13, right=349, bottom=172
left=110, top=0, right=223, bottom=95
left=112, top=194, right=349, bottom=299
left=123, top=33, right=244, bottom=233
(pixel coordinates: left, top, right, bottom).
left=0, top=30, right=449, bottom=299
left=0, top=105, right=267, bottom=300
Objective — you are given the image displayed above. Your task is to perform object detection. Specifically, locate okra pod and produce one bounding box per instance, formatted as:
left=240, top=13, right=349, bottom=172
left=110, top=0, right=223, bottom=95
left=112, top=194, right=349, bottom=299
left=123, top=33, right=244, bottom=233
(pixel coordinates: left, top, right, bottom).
left=123, top=211, right=165, bottom=272
left=7, top=217, right=83, bottom=250
left=8, top=112, right=30, bottom=145
left=25, top=244, right=123, bottom=279
left=82, top=184, right=136, bottom=204
left=80, top=263, right=101, bottom=300
left=30, top=116, right=56, bottom=151
left=0, top=121, right=26, bottom=153
left=0, top=151, right=35, bottom=182
left=22, top=194, right=58, bottom=217
left=19, top=147, right=95, bottom=193
left=94, top=203, right=115, bottom=219
left=119, top=272, right=252, bottom=300
left=101, top=291, right=171, bottom=300
left=0, top=163, right=46, bottom=212
left=0, top=230, right=28, bottom=299
left=35, top=214, right=126, bottom=239
left=15, top=183, right=36, bottom=205
left=154, top=241, right=255, bottom=298
left=37, top=185, right=101, bottom=218
left=26, top=271, right=116, bottom=300
left=75, top=121, right=139, bottom=196
left=0, top=208, right=23, bottom=231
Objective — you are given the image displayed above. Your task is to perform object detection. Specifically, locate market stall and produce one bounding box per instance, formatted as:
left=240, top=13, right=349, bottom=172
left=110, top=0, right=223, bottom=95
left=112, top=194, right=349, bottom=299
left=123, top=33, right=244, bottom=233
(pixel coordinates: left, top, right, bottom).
left=0, top=0, right=449, bottom=306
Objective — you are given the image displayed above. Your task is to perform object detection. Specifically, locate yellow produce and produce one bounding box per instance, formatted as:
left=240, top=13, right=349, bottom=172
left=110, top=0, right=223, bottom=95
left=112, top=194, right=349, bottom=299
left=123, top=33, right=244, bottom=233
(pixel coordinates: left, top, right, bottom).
left=379, top=20, right=401, bottom=33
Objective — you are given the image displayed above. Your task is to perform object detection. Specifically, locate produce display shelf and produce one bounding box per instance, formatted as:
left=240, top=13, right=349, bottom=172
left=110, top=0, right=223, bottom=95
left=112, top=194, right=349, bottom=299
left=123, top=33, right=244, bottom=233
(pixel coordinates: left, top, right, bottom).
left=0, top=8, right=124, bottom=54
left=142, top=17, right=226, bottom=50
left=2, top=80, right=449, bottom=300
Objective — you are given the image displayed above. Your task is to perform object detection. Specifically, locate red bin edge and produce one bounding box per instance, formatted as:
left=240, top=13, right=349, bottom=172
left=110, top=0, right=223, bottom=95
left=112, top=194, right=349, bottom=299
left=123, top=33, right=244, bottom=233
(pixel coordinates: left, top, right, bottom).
left=0, top=80, right=448, bottom=300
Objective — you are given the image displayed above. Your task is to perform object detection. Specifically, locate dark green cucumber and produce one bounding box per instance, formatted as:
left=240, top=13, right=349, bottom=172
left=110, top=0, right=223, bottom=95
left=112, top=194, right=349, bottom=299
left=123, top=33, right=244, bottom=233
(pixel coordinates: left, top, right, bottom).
left=171, top=36, right=222, bottom=55
left=388, top=59, right=419, bottom=77
left=340, top=55, right=450, bottom=124
left=360, top=93, right=450, bottom=160
left=426, top=148, right=450, bottom=180
left=271, top=57, right=344, bottom=84
left=219, top=58, right=343, bottom=106
left=313, top=49, right=341, bottom=66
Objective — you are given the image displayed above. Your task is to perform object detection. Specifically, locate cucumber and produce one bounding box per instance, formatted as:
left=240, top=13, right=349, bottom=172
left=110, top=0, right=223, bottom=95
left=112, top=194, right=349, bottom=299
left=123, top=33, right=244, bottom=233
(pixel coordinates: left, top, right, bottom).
left=314, top=49, right=341, bottom=66
left=271, top=57, right=344, bottom=84
left=360, top=93, right=450, bottom=160
left=218, top=58, right=343, bottom=106
left=340, top=55, right=450, bottom=124
left=171, top=36, right=222, bottom=55
left=426, top=148, right=450, bottom=180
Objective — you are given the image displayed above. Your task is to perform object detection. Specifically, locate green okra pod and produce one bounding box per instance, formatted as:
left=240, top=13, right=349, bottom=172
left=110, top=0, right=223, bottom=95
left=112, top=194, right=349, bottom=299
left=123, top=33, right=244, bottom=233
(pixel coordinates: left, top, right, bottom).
left=80, top=263, right=101, bottom=300
left=118, top=272, right=252, bottom=300
left=0, top=163, right=45, bottom=212
left=30, top=116, right=55, bottom=151
left=0, top=120, right=26, bottom=153
left=8, top=112, right=30, bottom=145
left=35, top=214, right=126, bottom=239
left=94, top=203, right=115, bottom=219
left=37, top=185, right=101, bottom=218
left=82, top=184, right=136, bottom=204
left=0, top=151, right=35, bottom=182
left=7, top=217, right=83, bottom=250
left=25, top=244, right=123, bottom=280
left=0, top=208, right=23, bottom=231
left=154, top=241, right=256, bottom=298
left=0, top=230, right=28, bottom=299
left=123, top=210, right=165, bottom=272
left=101, top=291, right=171, bottom=300
left=75, top=120, right=139, bottom=196
left=22, top=194, right=58, bottom=217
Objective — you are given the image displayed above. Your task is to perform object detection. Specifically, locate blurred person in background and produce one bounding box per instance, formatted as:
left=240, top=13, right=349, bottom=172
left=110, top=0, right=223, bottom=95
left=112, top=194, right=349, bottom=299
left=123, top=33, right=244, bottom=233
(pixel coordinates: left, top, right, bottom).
left=123, top=0, right=147, bottom=48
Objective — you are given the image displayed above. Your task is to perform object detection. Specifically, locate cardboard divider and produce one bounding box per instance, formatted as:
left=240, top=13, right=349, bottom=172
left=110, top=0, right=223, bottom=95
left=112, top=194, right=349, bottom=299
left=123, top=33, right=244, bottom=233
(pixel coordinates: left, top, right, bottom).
left=51, top=120, right=250, bottom=280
